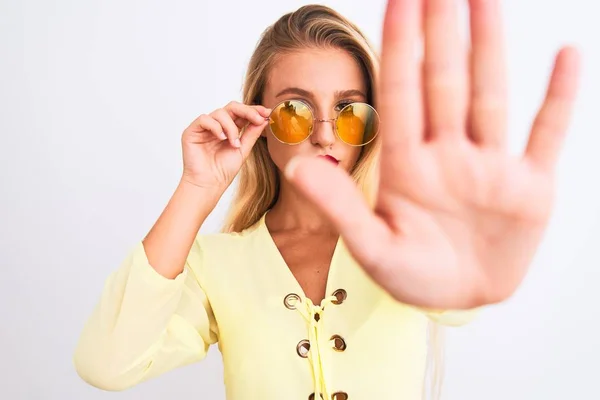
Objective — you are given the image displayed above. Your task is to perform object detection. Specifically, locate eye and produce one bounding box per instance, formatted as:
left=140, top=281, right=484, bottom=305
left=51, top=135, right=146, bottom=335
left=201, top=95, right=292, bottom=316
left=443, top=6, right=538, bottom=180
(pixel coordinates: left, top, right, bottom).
left=287, top=98, right=314, bottom=111
left=334, top=100, right=354, bottom=112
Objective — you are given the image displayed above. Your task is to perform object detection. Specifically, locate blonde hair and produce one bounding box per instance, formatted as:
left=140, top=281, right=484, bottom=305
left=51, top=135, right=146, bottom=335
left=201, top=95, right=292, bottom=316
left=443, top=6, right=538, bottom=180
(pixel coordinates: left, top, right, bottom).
left=221, top=4, right=444, bottom=399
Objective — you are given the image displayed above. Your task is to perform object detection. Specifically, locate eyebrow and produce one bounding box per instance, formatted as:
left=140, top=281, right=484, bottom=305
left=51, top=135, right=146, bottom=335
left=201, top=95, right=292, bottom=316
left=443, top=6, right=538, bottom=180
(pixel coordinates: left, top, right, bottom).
left=275, top=87, right=367, bottom=100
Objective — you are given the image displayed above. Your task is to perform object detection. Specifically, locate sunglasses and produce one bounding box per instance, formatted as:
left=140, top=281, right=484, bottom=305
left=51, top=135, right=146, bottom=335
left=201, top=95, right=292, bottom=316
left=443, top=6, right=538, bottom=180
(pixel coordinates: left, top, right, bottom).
left=265, top=99, right=380, bottom=146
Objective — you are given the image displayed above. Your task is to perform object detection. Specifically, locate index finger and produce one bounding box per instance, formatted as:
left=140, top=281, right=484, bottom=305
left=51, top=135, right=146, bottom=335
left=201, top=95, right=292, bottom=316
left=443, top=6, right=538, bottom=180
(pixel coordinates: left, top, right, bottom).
left=379, top=0, right=423, bottom=151
left=225, top=101, right=270, bottom=126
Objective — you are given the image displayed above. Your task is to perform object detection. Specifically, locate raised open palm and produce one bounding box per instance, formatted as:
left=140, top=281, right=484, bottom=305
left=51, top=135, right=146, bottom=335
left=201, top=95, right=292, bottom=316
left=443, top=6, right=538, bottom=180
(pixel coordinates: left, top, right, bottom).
left=284, top=0, right=581, bottom=309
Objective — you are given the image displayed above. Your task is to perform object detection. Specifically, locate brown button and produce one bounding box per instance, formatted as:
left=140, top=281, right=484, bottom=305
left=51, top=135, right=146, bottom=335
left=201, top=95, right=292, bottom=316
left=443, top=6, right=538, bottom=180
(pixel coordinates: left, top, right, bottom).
left=296, top=339, right=310, bottom=358
left=314, top=312, right=320, bottom=322
left=284, top=293, right=300, bottom=310
left=308, top=394, right=324, bottom=400
left=332, top=392, right=348, bottom=400
left=330, top=334, right=347, bottom=352
left=332, top=289, right=347, bottom=305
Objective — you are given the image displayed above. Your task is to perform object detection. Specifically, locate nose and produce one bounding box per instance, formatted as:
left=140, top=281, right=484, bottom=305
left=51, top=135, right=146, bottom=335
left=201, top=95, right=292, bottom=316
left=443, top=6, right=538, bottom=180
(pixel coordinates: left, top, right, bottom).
left=310, top=117, right=337, bottom=148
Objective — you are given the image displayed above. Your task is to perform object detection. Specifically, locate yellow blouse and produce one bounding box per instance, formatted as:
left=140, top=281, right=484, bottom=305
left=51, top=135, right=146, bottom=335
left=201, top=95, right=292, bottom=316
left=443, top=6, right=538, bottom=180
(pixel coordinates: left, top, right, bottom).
left=73, top=211, right=478, bottom=399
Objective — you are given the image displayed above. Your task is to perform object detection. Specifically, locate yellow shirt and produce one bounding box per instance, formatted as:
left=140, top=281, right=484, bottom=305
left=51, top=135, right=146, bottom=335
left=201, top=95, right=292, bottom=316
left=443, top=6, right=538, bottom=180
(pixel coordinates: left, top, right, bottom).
left=73, top=211, right=478, bottom=399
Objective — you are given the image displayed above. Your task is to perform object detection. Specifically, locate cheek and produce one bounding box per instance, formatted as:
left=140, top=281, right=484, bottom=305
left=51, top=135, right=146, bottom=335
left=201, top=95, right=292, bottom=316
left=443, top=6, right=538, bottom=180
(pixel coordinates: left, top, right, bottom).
left=342, top=147, right=363, bottom=170
left=265, top=137, right=305, bottom=171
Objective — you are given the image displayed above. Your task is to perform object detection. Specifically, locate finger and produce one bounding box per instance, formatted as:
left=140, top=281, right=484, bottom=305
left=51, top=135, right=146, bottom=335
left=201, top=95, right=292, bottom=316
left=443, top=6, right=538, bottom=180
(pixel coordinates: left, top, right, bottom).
left=225, top=101, right=268, bottom=127
left=189, top=114, right=227, bottom=141
left=424, top=0, right=468, bottom=138
left=379, top=0, right=423, bottom=150
left=283, top=156, right=390, bottom=267
left=524, top=47, right=581, bottom=171
left=239, top=119, right=269, bottom=158
left=233, top=105, right=272, bottom=129
left=468, top=0, right=508, bottom=148
left=252, top=105, right=272, bottom=118
left=212, top=108, right=241, bottom=148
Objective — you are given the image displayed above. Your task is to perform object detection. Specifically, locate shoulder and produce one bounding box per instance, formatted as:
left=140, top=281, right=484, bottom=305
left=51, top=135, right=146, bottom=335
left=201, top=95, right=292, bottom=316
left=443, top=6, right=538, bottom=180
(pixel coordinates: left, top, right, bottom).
left=189, top=217, right=265, bottom=272
left=195, top=217, right=263, bottom=251
left=186, top=218, right=266, bottom=291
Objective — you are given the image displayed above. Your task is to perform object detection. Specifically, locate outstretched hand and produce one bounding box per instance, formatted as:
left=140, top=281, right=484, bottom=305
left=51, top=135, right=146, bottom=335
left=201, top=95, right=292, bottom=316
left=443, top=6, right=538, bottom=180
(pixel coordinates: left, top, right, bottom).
left=284, top=0, right=581, bottom=309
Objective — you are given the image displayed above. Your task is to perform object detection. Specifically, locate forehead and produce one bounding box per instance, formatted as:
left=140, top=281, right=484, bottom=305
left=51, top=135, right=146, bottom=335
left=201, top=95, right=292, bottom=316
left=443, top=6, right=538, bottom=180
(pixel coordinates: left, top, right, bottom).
left=264, top=48, right=367, bottom=98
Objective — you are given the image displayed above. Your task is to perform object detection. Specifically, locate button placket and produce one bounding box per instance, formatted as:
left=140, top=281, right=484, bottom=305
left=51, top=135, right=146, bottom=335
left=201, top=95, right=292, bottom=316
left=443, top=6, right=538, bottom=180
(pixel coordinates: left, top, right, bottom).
left=330, top=289, right=347, bottom=352
left=329, top=289, right=348, bottom=398
left=284, top=289, right=349, bottom=399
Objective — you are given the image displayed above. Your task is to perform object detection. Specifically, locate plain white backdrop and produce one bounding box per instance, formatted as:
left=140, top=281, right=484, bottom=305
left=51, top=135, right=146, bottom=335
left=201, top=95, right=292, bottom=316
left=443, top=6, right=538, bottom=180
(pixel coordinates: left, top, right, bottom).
left=1, top=0, right=598, bottom=399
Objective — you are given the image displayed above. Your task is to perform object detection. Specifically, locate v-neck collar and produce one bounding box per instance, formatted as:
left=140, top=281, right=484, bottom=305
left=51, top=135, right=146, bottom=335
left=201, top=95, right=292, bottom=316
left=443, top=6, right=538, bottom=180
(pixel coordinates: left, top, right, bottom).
left=257, top=210, right=342, bottom=307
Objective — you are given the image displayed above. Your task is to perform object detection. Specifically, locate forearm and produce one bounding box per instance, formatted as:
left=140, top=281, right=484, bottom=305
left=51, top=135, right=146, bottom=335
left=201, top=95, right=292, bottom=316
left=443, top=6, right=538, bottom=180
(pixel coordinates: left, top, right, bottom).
left=142, top=178, right=224, bottom=279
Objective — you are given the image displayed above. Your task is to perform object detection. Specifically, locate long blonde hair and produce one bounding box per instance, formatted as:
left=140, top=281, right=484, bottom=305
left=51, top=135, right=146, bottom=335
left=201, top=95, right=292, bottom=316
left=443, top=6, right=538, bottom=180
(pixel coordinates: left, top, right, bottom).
left=221, top=5, right=444, bottom=399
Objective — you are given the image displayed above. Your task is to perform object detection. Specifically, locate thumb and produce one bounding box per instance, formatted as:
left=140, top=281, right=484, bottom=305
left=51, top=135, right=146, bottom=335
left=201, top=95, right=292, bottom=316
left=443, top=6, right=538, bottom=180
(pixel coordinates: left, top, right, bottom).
left=284, top=156, right=390, bottom=264
left=239, top=120, right=268, bottom=158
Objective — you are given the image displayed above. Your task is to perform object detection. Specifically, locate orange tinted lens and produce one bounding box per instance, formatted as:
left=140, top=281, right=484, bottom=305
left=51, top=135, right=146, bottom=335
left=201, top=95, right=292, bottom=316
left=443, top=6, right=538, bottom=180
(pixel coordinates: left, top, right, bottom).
left=335, top=103, right=379, bottom=145
left=269, top=100, right=313, bottom=144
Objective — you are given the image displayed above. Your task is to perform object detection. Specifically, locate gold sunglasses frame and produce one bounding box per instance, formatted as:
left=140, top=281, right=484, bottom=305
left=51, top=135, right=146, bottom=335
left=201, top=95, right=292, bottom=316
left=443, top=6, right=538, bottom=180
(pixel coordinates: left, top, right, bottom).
left=264, top=99, right=380, bottom=147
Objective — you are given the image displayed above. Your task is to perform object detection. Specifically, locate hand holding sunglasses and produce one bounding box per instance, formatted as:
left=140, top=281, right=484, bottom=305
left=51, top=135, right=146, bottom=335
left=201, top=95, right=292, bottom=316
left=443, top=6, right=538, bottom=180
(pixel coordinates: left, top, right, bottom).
left=283, top=0, right=581, bottom=310
left=180, top=101, right=271, bottom=190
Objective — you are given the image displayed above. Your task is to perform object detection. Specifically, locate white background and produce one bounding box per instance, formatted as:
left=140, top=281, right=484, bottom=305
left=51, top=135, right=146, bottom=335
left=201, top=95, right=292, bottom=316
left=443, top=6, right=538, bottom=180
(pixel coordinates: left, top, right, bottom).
left=1, top=0, right=598, bottom=399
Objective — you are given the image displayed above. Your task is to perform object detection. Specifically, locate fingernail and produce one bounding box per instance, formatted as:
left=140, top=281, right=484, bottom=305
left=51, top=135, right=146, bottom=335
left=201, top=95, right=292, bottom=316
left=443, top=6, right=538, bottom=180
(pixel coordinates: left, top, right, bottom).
left=284, top=156, right=302, bottom=180
left=234, top=138, right=241, bottom=148
left=220, top=132, right=227, bottom=140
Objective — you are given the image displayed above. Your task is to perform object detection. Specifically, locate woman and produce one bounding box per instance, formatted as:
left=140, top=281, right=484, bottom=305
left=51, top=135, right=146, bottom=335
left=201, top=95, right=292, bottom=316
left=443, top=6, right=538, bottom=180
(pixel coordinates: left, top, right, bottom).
left=73, top=1, right=580, bottom=399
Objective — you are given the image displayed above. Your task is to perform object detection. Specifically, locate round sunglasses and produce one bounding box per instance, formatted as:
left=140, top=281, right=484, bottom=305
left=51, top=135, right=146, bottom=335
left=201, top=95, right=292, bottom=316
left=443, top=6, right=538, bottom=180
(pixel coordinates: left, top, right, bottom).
left=265, top=99, right=380, bottom=147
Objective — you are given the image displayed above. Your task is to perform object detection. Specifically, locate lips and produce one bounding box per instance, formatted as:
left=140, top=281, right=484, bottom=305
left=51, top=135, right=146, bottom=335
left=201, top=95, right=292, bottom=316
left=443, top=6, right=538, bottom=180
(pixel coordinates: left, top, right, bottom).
left=318, top=155, right=340, bottom=165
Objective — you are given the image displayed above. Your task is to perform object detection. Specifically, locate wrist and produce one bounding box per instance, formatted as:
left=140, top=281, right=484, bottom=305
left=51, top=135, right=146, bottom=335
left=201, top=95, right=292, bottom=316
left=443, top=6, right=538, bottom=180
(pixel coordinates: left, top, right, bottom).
left=177, top=176, right=226, bottom=203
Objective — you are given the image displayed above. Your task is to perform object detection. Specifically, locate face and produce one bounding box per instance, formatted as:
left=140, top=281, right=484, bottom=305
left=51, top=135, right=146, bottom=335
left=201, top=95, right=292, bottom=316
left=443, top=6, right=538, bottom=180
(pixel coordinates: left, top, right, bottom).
left=261, top=47, right=368, bottom=174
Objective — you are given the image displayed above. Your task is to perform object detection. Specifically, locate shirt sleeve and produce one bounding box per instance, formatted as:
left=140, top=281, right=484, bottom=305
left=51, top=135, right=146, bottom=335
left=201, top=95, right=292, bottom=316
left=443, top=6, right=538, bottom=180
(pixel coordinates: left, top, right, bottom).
left=73, top=238, right=218, bottom=391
